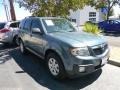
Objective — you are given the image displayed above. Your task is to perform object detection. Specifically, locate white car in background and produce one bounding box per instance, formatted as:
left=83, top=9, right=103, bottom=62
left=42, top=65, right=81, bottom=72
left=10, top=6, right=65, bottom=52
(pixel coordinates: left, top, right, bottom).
left=0, top=21, right=20, bottom=45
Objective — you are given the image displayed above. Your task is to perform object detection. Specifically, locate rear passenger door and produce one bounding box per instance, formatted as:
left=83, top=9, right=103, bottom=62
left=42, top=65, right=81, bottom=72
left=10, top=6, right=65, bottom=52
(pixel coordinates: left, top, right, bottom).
left=20, top=18, right=32, bottom=46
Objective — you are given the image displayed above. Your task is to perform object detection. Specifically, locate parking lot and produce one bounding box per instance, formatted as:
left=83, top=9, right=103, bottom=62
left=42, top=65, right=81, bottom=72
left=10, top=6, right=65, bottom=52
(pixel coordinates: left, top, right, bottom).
left=0, top=34, right=120, bottom=90
left=104, top=33, right=120, bottom=47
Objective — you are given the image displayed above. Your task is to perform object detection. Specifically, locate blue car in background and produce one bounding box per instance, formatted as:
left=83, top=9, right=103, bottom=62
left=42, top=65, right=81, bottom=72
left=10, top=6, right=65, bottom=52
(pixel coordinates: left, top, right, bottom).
left=98, top=20, right=120, bottom=33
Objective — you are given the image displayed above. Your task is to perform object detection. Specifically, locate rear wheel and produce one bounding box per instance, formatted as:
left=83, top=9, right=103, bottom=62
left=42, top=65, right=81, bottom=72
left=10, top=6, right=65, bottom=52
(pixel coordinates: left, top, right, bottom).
left=3, top=43, right=10, bottom=46
left=46, top=52, right=66, bottom=79
left=13, top=36, right=19, bottom=46
left=20, top=40, right=27, bottom=54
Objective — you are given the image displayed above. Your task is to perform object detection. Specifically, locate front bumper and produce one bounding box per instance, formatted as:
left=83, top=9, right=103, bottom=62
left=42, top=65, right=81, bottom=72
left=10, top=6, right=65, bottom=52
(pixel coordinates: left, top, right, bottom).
left=71, top=62, right=105, bottom=77
left=0, top=33, right=12, bottom=43
left=66, top=60, right=107, bottom=78
left=64, top=48, right=110, bottom=78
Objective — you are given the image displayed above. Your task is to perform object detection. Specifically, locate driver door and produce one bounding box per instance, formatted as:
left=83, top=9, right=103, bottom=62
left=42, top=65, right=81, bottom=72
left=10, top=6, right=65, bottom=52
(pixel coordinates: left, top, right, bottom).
left=29, top=18, right=44, bottom=56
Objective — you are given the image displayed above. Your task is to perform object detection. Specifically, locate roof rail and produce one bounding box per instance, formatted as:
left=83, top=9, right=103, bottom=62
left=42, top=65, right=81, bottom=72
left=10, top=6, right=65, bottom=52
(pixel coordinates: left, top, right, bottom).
left=25, top=16, right=35, bottom=19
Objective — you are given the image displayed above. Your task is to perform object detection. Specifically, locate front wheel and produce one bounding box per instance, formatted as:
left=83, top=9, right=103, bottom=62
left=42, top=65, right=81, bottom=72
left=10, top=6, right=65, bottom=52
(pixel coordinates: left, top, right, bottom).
left=46, top=53, right=66, bottom=79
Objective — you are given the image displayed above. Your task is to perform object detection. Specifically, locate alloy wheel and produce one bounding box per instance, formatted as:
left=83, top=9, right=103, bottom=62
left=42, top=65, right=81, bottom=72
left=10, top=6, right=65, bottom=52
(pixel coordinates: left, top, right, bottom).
left=48, top=58, right=60, bottom=76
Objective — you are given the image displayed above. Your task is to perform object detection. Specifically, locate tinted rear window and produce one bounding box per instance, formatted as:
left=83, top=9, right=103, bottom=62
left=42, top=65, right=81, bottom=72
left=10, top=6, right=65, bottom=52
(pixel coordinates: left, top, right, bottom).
left=0, top=23, right=5, bottom=29
left=10, top=22, right=20, bottom=28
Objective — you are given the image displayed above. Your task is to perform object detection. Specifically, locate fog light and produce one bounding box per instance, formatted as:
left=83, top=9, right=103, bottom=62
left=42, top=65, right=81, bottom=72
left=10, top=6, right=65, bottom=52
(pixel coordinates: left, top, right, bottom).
left=79, top=67, right=85, bottom=72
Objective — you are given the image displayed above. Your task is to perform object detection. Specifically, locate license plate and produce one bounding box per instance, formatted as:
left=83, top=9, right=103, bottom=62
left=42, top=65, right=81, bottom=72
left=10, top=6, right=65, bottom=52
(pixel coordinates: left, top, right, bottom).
left=102, top=56, right=108, bottom=65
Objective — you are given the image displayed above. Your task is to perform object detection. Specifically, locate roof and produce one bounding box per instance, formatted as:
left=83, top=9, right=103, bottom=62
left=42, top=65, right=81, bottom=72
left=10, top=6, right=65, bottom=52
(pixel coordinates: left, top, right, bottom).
left=25, top=16, right=63, bottom=19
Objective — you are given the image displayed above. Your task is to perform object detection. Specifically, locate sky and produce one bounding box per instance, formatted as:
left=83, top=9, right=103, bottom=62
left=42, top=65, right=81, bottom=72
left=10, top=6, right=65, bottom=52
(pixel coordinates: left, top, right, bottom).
left=0, top=0, right=32, bottom=22
left=0, top=0, right=120, bottom=22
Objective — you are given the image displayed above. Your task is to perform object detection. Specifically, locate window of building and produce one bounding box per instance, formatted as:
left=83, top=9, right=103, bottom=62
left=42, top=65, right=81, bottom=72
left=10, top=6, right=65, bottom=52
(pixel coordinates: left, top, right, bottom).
left=89, top=12, right=96, bottom=17
left=89, top=18, right=96, bottom=22
left=89, top=12, right=96, bottom=22
left=71, top=19, right=76, bottom=23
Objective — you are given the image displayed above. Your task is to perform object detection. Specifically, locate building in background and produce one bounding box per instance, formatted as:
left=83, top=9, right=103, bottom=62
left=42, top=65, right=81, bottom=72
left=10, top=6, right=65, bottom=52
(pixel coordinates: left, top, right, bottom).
left=69, top=6, right=104, bottom=26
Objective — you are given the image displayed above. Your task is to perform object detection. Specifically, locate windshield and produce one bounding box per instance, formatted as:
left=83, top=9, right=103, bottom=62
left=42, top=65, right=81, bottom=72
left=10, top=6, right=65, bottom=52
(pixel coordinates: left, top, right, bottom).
left=0, top=23, right=5, bottom=29
left=42, top=19, right=76, bottom=33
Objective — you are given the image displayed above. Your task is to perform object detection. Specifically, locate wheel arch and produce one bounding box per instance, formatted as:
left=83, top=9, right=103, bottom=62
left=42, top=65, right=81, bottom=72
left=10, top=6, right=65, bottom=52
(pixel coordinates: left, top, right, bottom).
left=45, top=49, right=61, bottom=60
left=45, top=49, right=66, bottom=68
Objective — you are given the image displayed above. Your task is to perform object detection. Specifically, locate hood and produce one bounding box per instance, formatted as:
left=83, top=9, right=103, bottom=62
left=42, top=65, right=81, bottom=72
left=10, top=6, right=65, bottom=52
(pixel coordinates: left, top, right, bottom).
left=49, top=31, right=107, bottom=47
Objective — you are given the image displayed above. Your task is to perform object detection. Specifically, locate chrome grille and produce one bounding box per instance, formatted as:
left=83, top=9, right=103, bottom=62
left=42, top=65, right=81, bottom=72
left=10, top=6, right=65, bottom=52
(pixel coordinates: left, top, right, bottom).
left=92, top=43, right=108, bottom=55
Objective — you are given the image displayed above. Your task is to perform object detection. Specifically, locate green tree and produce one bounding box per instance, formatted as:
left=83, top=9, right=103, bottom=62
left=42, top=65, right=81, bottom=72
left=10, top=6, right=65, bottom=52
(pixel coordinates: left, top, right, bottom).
left=16, top=0, right=93, bottom=17
left=16, top=0, right=120, bottom=19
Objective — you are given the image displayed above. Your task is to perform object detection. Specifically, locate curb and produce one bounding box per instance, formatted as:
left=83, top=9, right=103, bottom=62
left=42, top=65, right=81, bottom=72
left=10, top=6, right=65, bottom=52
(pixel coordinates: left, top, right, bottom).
left=108, top=60, right=120, bottom=67
left=108, top=46, right=120, bottom=67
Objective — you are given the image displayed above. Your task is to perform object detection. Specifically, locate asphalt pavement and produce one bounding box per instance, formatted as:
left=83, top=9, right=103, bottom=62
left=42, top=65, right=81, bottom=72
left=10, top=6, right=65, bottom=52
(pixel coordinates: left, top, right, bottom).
left=0, top=43, right=120, bottom=90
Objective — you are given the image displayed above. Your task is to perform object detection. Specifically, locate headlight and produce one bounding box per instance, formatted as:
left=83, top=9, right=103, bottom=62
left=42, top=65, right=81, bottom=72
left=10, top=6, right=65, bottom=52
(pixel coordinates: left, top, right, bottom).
left=70, top=47, right=90, bottom=56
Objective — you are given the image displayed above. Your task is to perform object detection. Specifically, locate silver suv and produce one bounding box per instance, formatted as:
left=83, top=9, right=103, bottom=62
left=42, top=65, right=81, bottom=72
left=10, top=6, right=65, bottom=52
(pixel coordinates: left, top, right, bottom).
left=0, top=21, right=20, bottom=45
left=18, top=17, right=109, bottom=79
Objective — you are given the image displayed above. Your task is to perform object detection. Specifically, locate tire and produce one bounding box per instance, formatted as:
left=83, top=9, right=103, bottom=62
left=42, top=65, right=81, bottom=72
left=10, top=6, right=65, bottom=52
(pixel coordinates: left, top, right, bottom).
left=20, top=40, right=27, bottom=54
left=13, top=36, right=19, bottom=46
left=3, top=43, right=10, bottom=46
left=46, top=52, right=66, bottom=79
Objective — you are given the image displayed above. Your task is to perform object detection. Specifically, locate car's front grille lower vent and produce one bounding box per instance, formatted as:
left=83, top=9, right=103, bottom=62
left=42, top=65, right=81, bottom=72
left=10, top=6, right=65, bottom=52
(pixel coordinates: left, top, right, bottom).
left=92, top=44, right=108, bottom=55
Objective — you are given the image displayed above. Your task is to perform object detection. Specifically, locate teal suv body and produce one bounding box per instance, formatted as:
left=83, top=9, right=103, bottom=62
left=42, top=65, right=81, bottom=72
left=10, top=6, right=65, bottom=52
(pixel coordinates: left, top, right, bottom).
left=18, top=17, right=109, bottom=79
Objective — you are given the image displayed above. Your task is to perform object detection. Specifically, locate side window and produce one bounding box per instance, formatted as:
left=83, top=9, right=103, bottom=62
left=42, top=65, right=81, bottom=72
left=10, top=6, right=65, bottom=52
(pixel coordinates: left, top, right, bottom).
left=31, top=19, right=42, bottom=33
left=114, top=21, right=119, bottom=24
left=107, top=20, right=110, bottom=24
left=24, top=19, right=32, bottom=31
left=0, top=23, right=5, bottom=29
left=108, top=20, right=114, bottom=24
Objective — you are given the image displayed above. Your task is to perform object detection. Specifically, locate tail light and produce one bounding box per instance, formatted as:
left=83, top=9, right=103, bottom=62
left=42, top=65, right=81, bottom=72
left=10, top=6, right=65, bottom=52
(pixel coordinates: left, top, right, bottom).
left=0, top=28, right=10, bottom=33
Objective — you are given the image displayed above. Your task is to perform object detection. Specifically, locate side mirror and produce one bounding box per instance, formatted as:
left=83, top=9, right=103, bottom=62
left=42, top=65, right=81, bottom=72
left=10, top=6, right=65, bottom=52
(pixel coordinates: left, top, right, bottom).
left=32, top=28, right=42, bottom=34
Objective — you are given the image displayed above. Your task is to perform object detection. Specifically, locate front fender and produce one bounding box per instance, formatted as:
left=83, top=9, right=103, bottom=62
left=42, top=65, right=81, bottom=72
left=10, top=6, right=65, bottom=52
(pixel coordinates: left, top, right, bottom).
left=44, top=42, right=71, bottom=70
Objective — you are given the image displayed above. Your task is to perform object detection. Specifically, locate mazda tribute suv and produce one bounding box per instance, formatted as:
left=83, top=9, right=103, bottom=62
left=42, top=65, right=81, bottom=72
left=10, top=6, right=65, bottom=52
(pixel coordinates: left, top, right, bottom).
left=18, top=17, right=109, bottom=79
